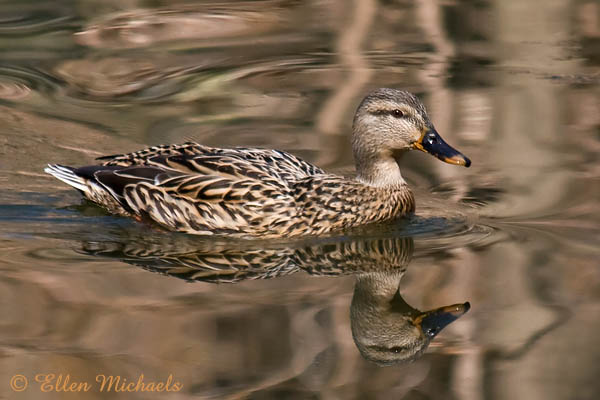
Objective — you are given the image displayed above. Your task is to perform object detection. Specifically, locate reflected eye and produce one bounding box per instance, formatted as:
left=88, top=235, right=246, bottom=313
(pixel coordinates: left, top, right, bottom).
left=426, top=133, right=438, bottom=144
left=392, top=109, right=404, bottom=118
left=424, top=326, right=440, bottom=337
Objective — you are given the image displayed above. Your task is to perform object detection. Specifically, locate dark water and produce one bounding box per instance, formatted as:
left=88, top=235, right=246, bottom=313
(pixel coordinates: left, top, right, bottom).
left=0, top=1, right=599, bottom=399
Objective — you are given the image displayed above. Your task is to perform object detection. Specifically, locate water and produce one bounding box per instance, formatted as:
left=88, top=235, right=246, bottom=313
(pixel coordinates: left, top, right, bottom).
left=0, top=0, right=599, bottom=399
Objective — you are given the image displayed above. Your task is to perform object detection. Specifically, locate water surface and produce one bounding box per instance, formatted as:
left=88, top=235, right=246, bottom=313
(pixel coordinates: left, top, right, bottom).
left=0, top=1, right=599, bottom=399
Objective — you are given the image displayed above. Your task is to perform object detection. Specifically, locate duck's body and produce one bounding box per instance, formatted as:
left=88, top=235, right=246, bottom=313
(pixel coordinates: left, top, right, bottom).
left=46, top=142, right=414, bottom=237
left=46, top=89, right=470, bottom=238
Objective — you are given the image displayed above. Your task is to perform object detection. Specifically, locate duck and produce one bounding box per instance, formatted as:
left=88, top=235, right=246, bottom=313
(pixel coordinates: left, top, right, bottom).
left=45, top=88, right=471, bottom=238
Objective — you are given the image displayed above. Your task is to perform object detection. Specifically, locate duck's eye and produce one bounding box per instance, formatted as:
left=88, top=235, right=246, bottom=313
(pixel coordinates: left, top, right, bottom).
left=392, top=109, right=404, bottom=118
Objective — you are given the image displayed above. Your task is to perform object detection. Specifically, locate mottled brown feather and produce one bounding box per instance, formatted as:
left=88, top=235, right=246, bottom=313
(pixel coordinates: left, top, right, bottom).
left=46, top=142, right=415, bottom=238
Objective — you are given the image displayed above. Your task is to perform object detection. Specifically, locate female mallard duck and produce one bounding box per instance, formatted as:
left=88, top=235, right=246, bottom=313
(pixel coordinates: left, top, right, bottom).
left=45, top=88, right=470, bottom=238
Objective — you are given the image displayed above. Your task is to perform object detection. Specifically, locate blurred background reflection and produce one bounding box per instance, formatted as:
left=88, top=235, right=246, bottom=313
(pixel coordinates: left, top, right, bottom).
left=0, top=0, right=598, bottom=399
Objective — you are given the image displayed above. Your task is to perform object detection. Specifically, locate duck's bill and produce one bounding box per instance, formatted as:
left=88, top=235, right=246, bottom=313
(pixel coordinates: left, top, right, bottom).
left=414, top=302, right=471, bottom=338
left=414, top=127, right=471, bottom=167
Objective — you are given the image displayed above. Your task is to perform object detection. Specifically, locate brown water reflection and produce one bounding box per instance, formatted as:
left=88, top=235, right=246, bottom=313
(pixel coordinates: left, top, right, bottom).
left=83, top=234, right=473, bottom=364
left=0, top=0, right=599, bottom=399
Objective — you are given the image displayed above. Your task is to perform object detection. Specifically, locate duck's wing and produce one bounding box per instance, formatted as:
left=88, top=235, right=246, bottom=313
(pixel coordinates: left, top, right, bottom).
left=96, top=142, right=204, bottom=165
left=129, top=172, right=298, bottom=235
left=98, top=142, right=325, bottom=182
left=46, top=162, right=298, bottom=235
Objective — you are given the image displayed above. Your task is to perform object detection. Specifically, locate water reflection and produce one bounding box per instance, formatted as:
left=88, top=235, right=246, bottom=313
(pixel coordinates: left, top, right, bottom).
left=351, top=272, right=468, bottom=365
left=75, top=5, right=283, bottom=49
left=81, top=234, right=470, bottom=365
left=55, top=57, right=205, bottom=100
left=0, top=0, right=598, bottom=397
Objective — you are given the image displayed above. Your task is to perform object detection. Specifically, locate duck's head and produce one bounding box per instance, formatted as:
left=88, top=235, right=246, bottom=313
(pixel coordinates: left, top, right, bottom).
left=351, top=271, right=471, bottom=365
left=352, top=88, right=470, bottom=184
left=352, top=301, right=470, bottom=365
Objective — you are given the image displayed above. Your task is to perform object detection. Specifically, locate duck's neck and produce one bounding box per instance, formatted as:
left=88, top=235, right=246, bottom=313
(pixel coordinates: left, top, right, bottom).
left=354, top=271, right=406, bottom=305
left=354, top=150, right=407, bottom=188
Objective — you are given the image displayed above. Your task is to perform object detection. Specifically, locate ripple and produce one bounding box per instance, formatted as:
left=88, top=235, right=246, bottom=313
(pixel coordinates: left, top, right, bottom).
left=0, top=66, right=61, bottom=100
left=53, top=55, right=320, bottom=104
left=0, top=8, right=74, bottom=35
left=55, top=57, right=193, bottom=99
left=0, top=80, right=30, bottom=99
left=75, top=6, right=281, bottom=49
left=412, top=221, right=501, bottom=258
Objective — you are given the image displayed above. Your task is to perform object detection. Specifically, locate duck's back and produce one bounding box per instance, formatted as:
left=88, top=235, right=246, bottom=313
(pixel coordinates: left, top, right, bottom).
left=98, top=142, right=325, bottom=184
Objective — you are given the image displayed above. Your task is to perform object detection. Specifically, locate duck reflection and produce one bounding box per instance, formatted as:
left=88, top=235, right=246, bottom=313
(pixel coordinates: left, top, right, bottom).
left=352, top=271, right=469, bottom=365
left=81, top=234, right=469, bottom=365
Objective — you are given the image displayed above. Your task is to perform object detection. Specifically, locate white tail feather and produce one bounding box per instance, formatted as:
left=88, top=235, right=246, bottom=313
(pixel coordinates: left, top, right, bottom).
left=44, top=164, right=88, bottom=192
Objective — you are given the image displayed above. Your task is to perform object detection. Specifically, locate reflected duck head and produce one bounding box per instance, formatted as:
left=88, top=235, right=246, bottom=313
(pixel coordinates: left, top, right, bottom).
left=352, top=89, right=470, bottom=184
left=351, top=271, right=470, bottom=365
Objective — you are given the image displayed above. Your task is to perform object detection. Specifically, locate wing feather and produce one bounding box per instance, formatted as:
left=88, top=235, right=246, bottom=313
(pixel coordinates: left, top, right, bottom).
left=99, top=142, right=324, bottom=184
left=118, top=173, right=296, bottom=235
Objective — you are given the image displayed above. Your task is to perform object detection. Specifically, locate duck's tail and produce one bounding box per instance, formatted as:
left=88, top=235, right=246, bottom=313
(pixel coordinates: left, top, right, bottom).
left=44, top=164, right=88, bottom=192
left=44, top=163, right=134, bottom=216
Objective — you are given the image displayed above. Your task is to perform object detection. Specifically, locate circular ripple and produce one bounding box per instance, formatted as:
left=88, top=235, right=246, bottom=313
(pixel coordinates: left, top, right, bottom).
left=75, top=7, right=280, bottom=49
left=0, top=66, right=62, bottom=99
left=0, top=80, right=31, bottom=99
left=0, top=8, right=73, bottom=35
